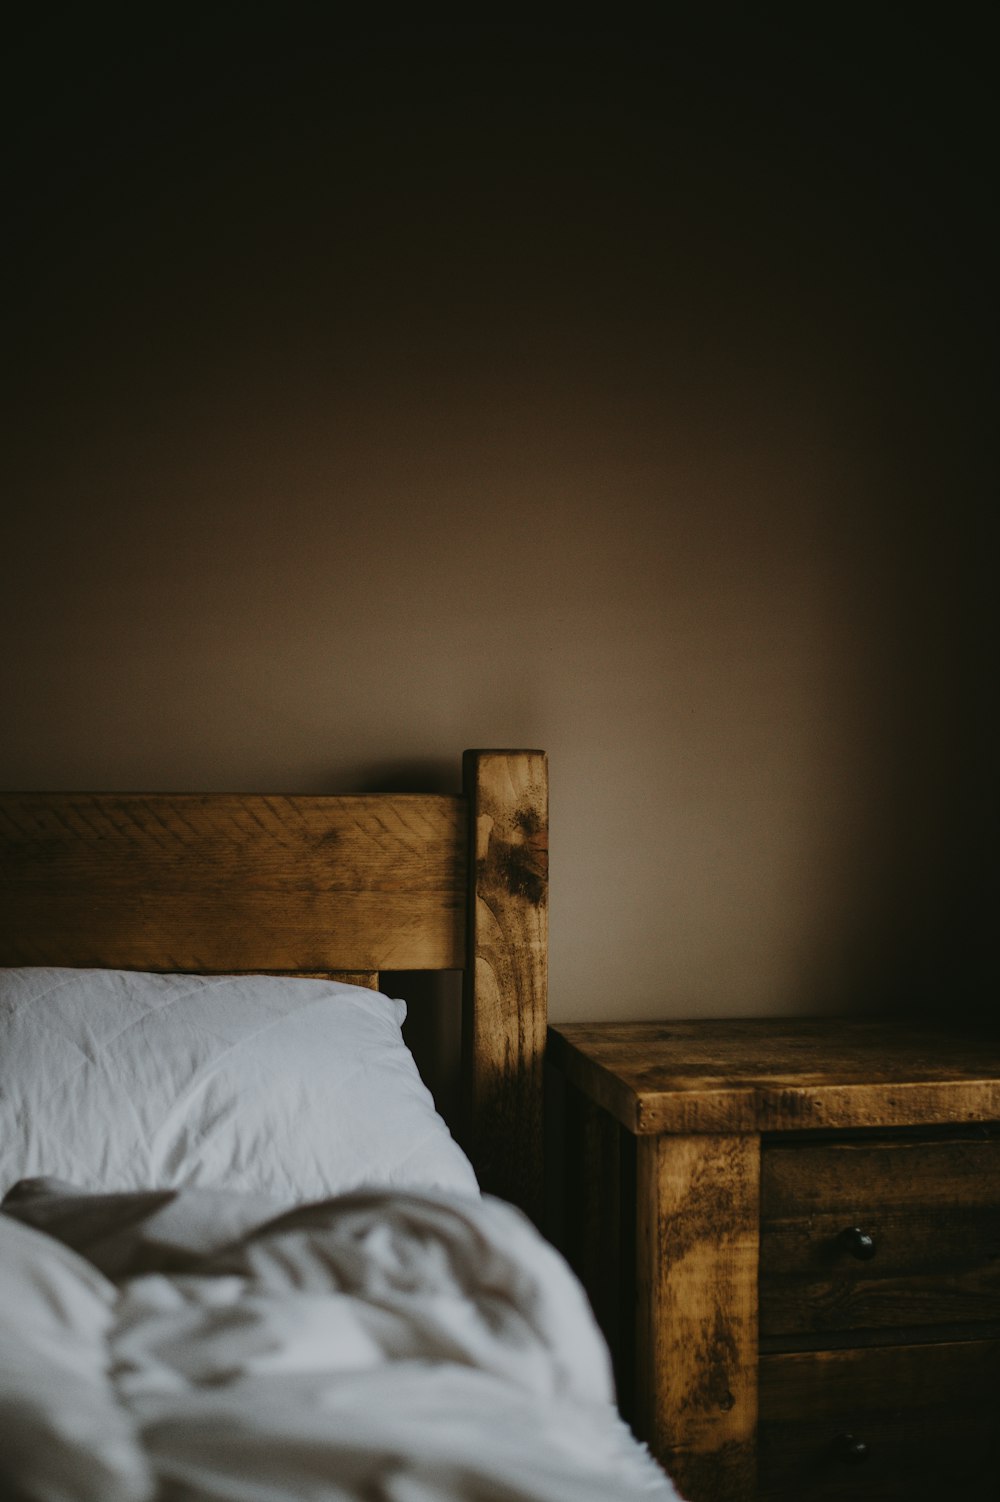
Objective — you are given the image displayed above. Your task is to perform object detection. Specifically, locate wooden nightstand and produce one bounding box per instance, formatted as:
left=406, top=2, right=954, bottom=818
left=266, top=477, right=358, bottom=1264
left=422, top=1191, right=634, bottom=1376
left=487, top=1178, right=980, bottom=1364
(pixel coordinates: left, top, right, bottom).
left=547, top=1019, right=1000, bottom=1502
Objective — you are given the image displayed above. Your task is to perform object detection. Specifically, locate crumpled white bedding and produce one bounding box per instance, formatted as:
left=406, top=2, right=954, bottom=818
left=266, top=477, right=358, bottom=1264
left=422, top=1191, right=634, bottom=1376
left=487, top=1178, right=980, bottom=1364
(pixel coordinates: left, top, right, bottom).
left=0, top=1179, right=679, bottom=1502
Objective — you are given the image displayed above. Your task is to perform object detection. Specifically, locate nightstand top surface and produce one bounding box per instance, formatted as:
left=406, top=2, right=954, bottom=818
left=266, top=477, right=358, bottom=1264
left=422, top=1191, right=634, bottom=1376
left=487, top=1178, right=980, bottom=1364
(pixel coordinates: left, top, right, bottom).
left=548, top=1018, right=1000, bottom=1135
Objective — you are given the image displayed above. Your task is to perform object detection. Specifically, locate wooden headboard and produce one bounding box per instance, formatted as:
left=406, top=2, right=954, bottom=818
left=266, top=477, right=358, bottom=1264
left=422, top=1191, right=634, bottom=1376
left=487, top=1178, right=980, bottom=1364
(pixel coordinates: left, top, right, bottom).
left=0, top=749, right=548, bottom=1222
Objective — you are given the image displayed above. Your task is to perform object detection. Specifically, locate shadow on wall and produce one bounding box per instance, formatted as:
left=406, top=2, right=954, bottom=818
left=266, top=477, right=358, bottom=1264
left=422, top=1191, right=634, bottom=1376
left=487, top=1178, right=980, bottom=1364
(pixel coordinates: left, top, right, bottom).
left=344, top=760, right=464, bottom=796
left=343, top=759, right=466, bottom=1130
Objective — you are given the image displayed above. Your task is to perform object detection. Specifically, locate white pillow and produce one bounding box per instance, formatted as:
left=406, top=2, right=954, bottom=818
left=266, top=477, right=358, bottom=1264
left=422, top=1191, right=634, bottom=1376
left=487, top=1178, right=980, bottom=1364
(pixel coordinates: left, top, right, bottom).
left=0, top=969, right=479, bottom=1203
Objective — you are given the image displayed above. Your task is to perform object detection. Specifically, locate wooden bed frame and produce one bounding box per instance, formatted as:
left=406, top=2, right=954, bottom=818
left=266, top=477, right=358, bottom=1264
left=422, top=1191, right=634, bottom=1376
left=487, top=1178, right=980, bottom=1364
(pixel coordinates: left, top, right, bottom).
left=0, top=749, right=548, bottom=1223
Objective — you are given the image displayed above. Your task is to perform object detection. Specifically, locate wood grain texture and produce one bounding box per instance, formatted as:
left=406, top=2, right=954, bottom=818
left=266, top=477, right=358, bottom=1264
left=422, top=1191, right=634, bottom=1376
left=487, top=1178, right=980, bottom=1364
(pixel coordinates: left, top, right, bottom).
left=0, top=793, right=465, bottom=971
left=273, top=971, right=380, bottom=990
left=462, top=751, right=547, bottom=1222
left=634, top=1132, right=760, bottom=1502
left=759, top=1339, right=1000, bottom=1500
left=760, top=1134, right=1000, bottom=1337
left=548, top=1019, right=1000, bottom=1134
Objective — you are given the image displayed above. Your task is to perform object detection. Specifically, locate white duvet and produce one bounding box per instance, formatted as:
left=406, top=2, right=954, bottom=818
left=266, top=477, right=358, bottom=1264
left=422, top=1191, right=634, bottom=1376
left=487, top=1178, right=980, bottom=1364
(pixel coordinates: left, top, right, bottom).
left=0, top=1180, right=678, bottom=1502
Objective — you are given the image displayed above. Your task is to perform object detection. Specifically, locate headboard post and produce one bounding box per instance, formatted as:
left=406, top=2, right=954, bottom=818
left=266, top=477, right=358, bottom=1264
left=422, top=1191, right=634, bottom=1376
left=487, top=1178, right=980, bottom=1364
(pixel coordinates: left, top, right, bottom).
left=461, top=750, right=548, bottom=1223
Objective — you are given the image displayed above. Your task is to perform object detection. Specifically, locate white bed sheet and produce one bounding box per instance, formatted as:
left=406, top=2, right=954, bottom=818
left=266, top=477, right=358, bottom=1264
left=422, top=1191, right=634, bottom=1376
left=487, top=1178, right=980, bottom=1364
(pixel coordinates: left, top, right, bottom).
left=0, top=1179, right=680, bottom=1502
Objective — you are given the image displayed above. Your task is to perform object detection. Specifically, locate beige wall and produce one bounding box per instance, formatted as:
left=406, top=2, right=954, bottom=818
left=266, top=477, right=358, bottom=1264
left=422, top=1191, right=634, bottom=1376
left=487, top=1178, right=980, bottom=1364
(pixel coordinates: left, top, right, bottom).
left=4, top=19, right=992, bottom=1026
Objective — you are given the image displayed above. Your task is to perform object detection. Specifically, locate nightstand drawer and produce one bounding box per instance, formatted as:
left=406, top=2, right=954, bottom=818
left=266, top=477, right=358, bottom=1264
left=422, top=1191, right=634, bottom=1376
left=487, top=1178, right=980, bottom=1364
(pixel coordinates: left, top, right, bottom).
left=758, top=1339, right=1000, bottom=1501
left=550, top=1020, right=1000, bottom=1502
left=760, top=1134, right=1000, bottom=1338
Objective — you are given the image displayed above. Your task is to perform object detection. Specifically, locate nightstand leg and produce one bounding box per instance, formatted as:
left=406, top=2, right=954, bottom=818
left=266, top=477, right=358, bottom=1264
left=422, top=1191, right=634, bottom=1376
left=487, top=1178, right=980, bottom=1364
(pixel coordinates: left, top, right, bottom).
left=634, top=1133, right=760, bottom=1502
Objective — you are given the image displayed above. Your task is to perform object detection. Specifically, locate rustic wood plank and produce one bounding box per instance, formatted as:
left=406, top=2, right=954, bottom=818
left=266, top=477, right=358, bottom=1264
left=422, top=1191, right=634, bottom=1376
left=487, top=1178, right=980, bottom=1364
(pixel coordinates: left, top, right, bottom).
left=634, top=1132, right=760, bottom=1502
left=265, top=971, right=380, bottom=990
left=759, top=1340, right=1000, bottom=1500
left=462, top=750, right=547, bottom=1223
left=760, top=1135, right=1000, bottom=1336
left=549, top=1020, right=1000, bottom=1134
left=328, top=972, right=379, bottom=989
left=0, top=793, right=466, bottom=971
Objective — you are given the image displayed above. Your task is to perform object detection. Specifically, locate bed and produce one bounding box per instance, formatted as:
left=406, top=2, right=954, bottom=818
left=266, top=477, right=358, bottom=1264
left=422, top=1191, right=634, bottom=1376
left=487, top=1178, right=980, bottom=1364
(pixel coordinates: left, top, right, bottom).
left=0, top=749, right=678, bottom=1502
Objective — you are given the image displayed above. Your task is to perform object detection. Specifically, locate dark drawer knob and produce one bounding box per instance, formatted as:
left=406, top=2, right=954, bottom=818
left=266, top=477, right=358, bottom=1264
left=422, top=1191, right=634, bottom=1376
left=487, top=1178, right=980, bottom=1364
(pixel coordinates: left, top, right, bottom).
left=840, top=1226, right=877, bottom=1260
left=833, top=1433, right=869, bottom=1465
